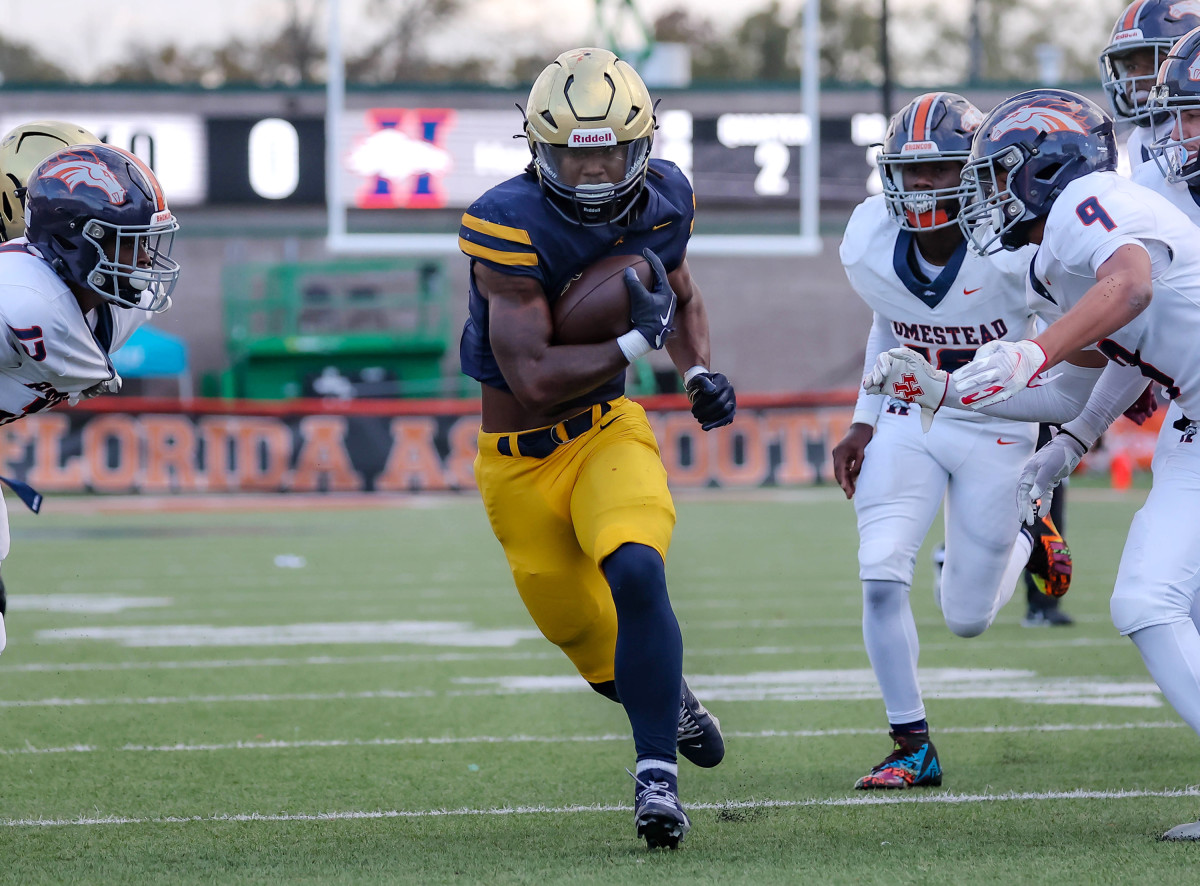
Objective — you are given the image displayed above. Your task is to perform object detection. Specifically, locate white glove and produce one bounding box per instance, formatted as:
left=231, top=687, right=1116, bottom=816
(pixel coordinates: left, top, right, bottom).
left=863, top=347, right=948, bottom=432
left=952, top=339, right=1047, bottom=410
left=68, top=375, right=122, bottom=407
left=1015, top=429, right=1087, bottom=525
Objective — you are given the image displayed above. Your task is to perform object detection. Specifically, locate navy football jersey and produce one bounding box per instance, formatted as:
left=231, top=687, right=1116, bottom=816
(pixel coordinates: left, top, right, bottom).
left=458, top=159, right=695, bottom=401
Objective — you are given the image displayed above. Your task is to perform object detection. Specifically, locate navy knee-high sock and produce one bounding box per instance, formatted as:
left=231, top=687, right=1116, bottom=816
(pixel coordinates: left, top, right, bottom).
left=602, top=542, right=683, bottom=763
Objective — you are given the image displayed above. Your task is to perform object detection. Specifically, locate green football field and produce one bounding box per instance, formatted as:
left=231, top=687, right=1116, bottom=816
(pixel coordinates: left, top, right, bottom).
left=1, top=485, right=1197, bottom=884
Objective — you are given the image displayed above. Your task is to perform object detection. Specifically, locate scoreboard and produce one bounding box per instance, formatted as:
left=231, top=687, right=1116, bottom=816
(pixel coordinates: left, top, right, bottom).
left=0, top=105, right=884, bottom=209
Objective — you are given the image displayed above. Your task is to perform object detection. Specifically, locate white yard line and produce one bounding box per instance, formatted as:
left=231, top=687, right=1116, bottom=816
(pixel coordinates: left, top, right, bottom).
left=0, top=635, right=1126, bottom=674
left=4, top=785, right=1198, bottom=828
left=0, top=689, right=437, bottom=708
left=0, top=720, right=1185, bottom=757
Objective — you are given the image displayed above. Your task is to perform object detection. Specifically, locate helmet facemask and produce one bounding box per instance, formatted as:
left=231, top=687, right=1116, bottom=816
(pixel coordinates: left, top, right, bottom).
left=524, top=48, right=656, bottom=227
left=79, top=213, right=180, bottom=312
left=1148, top=82, right=1200, bottom=184
left=1101, top=44, right=1172, bottom=123
left=878, top=153, right=970, bottom=231
left=532, top=136, right=652, bottom=226
left=958, top=147, right=1032, bottom=255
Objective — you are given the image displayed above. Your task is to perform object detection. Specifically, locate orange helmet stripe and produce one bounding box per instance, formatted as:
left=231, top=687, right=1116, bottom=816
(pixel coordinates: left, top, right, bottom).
left=1121, top=0, right=1147, bottom=31
left=909, top=93, right=942, bottom=143
left=116, top=146, right=166, bottom=211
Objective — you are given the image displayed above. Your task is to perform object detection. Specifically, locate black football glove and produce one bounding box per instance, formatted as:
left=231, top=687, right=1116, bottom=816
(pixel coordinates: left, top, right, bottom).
left=623, top=248, right=676, bottom=350
left=686, top=372, right=736, bottom=431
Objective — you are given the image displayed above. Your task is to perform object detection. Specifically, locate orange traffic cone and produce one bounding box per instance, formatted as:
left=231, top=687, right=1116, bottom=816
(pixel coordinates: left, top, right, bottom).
left=1111, top=449, right=1133, bottom=491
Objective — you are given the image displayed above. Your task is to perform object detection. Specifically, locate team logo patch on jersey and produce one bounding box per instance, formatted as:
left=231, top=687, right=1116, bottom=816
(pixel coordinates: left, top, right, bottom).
left=42, top=159, right=126, bottom=205
left=989, top=105, right=1090, bottom=140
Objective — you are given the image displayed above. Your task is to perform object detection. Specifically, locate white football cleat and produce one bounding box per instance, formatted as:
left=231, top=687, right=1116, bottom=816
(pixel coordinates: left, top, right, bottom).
left=1163, top=820, right=1200, bottom=841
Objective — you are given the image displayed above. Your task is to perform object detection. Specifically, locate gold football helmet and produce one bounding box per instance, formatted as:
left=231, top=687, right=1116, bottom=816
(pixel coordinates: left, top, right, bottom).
left=0, top=120, right=99, bottom=241
left=524, top=47, right=655, bottom=225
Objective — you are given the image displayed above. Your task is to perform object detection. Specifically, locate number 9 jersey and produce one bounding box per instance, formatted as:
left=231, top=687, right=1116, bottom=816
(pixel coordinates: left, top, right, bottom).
left=1030, top=170, right=1200, bottom=417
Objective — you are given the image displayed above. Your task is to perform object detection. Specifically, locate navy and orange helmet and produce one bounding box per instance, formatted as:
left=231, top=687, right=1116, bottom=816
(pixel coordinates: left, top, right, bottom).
left=1100, top=0, right=1200, bottom=124
left=24, top=144, right=179, bottom=312
left=1148, top=25, right=1200, bottom=184
left=878, top=92, right=984, bottom=231
left=958, top=89, right=1116, bottom=254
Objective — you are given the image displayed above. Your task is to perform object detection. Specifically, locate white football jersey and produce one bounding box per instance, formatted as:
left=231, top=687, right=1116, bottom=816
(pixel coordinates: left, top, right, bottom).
left=0, top=245, right=147, bottom=424
left=1032, top=171, right=1200, bottom=418
left=841, top=195, right=1042, bottom=421
left=1122, top=124, right=1163, bottom=174
left=1131, top=161, right=1200, bottom=227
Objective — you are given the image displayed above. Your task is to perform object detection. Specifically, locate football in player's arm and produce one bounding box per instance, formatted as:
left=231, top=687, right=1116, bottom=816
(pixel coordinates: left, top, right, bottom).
left=457, top=47, right=733, bottom=850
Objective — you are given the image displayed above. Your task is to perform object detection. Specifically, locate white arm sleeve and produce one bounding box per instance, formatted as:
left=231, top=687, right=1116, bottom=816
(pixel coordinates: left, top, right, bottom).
left=851, top=312, right=899, bottom=427
left=1061, top=361, right=1152, bottom=449
left=942, top=359, right=1105, bottom=423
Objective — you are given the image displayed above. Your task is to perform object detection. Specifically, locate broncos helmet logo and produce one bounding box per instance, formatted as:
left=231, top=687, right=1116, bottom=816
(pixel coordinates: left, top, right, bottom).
left=1170, top=0, right=1200, bottom=19
left=989, top=105, right=1090, bottom=140
left=41, top=158, right=126, bottom=205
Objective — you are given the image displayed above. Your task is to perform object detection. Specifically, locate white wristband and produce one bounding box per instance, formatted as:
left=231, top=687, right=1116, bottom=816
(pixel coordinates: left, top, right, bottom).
left=617, top=330, right=652, bottom=363
left=683, top=365, right=709, bottom=385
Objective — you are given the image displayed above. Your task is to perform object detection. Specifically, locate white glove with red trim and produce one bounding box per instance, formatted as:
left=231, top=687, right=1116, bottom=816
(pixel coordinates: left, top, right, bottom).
left=863, top=347, right=948, bottom=433
left=1016, top=428, right=1088, bottom=525
left=951, top=339, right=1047, bottom=410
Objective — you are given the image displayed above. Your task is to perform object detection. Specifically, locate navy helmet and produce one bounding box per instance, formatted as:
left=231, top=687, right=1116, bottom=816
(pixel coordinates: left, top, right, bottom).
left=958, top=89, right=1116, bottom=254
left=1100, top=0, right=1200, bottom=124
left=24, top=144, right=179, bottom=312
left=1147, top=25, right=1200, bottom=184
left=878, top=92, right=985, bottom=231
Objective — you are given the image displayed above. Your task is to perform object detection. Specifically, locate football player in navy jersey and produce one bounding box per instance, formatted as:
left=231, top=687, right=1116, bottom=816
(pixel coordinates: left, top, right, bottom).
left=457, top=47, right=735, bottom=850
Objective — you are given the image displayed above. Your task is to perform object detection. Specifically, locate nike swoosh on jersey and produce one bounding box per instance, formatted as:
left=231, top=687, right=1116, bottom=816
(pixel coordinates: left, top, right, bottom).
left=996, top=438, right=1018, bottom=445
left=963, top=287, right=981, bottom=295
left=652, top=221, right=672, bottom=230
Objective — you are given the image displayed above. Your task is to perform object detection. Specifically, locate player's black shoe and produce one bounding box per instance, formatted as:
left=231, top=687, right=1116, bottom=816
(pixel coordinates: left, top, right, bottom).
left=1026, top=513, right=1072, bottom=598
left=1022, top=606, right=1075, bottom=627
left=854, top=731, right=943, bottom=789
left=677, top=681, right=724, bottom=768
left=631, top=767, right=691, bottom=849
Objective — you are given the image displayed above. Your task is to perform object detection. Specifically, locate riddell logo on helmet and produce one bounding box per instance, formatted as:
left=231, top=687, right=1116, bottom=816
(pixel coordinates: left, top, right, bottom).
left=1111, top=28, right=1143, bottom=45
left=568, top=128, right=617, bottom=147
left=42, top=158, right=126, bottom=205
left=989, top=106, right=1089, bottom=140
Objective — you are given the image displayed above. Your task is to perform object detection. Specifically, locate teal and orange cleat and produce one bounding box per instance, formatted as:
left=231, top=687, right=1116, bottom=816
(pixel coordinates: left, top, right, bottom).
left=1027, top=513, right=1072, bottom=598
left=854, top=731, right=943, bottom=790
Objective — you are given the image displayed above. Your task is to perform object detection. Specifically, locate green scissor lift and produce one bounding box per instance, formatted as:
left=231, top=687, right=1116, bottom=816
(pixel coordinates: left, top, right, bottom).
left=219, top=257, right=458, bottom=399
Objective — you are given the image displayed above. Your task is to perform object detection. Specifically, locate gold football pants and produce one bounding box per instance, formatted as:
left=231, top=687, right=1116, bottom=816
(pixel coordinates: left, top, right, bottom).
left=474, top=397, right=676, bottom=684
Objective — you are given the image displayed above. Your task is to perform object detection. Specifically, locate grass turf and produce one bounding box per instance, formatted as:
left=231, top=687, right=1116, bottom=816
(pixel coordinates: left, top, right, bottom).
left=0, top=485, right=1196, bottom=884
